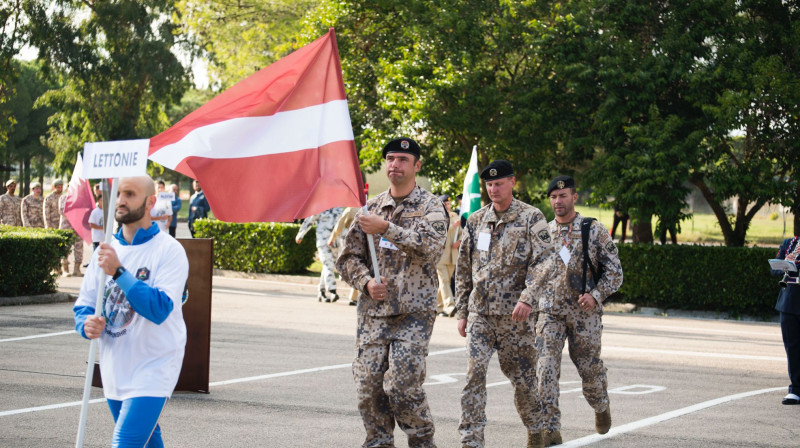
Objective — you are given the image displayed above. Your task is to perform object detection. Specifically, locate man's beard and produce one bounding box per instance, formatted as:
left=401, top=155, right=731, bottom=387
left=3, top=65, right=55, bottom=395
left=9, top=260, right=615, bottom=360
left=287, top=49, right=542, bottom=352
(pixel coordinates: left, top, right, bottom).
left=116, top=200, right=147, bottom=224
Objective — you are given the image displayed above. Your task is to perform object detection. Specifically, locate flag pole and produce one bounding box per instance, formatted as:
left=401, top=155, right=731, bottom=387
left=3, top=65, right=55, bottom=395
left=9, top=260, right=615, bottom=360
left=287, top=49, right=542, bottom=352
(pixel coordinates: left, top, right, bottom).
left=75, top=178, right=118, bottom=448
left=360, top=183, right=381, bottom=283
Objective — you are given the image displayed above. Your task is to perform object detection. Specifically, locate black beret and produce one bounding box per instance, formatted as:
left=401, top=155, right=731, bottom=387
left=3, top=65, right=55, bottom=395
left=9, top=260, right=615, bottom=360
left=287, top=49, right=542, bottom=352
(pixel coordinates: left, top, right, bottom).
left=438, top=194, right=450, bottom=202
left=382, top=137, right=421, bottom=159
left=480, top=160, right=514, bottom=181
left=547, top=175, right=576, bottom=195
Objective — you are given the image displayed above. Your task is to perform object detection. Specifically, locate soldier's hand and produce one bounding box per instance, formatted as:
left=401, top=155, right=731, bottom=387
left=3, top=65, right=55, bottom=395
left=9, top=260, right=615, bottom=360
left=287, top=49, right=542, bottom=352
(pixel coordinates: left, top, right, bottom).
left=511, top=301, right=532, bottom=322
left=578, top=293, right=596, bottom=311
left=295, top=237, right=302, bottom=244
left=358, top=214, right=389, bottom=235
left=366, top=277, right=388, bottom=301
left=97, top=243, right=122, bottom=276
left=83, top=315, right=106, bottom=339
left=457, top=318, right=467, bottom=338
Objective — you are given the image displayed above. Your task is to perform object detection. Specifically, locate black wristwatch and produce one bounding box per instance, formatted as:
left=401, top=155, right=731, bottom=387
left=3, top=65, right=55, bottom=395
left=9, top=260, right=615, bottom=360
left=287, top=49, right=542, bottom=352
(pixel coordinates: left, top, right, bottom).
left=112, top=266, right=127, bottom=280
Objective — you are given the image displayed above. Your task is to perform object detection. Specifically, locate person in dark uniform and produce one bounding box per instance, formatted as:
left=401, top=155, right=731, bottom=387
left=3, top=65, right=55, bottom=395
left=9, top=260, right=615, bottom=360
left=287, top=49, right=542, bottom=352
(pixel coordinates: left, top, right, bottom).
left=771, top=236, right=800, bottom=405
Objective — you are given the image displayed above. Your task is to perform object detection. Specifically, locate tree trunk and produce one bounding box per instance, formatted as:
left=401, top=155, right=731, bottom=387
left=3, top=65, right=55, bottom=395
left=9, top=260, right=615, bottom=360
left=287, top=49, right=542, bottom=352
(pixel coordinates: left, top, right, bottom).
left=631, top=214, right=653, bottom=243
left=794, top=185, right=800, bottom=237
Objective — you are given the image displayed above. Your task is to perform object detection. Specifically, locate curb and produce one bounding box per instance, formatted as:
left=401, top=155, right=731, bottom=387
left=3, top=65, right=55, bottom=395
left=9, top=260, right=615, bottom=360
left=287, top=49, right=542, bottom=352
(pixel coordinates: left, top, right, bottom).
left=0, top=292, right=76, bottom=307
left=213, top=269, right=321, bottom=285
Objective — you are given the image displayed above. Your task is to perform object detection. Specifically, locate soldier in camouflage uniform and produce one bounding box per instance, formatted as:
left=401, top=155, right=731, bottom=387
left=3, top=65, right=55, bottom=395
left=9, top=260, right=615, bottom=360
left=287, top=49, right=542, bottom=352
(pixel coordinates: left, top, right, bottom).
left=336, top=137, right=448, bottom=448
left=21, top=181, right=45, bottom=228
left=44, top=179, right=64, bottom=229
left=536, top=176, right=623, bottom=446
left=58, top=187, right=83, bottom=276
left=296, top=206, right=345, bottom=302
left=454, top=160, right=549, bottom=448
left=329, top=206, right=360, bottom=306
left=0, top=179, right=23, bottom=226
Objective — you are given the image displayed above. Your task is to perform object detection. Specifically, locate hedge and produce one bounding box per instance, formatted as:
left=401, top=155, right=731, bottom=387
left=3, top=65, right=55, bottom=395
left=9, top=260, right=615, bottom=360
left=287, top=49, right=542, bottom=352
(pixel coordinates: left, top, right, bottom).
left=616, top=244, right=781, bottom=318
left=0, top=226, right=76, bottom=296
left=193, top=219, right=317, bottom=274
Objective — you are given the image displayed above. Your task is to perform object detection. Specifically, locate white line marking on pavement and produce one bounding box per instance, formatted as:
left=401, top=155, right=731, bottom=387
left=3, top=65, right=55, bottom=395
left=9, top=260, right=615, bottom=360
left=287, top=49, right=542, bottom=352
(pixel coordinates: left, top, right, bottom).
left=0, top=399, right=105, bottom=418
left=0, top=347, right=468, bottom=417
left=0, top=331, right=74, bottom=343
left=212, top=288, right=270, bottom=297
left=604, top=346, right=785, bottom=361
left=559, top=386, right=785, bottom=447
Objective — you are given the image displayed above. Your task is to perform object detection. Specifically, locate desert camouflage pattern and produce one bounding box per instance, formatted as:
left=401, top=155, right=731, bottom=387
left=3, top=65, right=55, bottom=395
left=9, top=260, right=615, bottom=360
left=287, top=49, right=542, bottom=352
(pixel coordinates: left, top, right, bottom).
left=436, top=211, right=459, bottom=314
left=297, top=207, right=344, bottom=292
left=0, top=193, right=22, bottom=226
left=21, top=194, right=44, bottom=228
left=337, top=185, right=448, bottom=316
left=58, top=194, right=83, bottom=272
left=44, top=192, right=62, bottom=228
left=454, top=199, right=553, bottom=321
left=353, top=311, right=437, bottom=447
left=535, top=213, right=622, bottom=431
left=459, top=314, right=542, bottom=447
left=337, top=185, right=447, bottom=448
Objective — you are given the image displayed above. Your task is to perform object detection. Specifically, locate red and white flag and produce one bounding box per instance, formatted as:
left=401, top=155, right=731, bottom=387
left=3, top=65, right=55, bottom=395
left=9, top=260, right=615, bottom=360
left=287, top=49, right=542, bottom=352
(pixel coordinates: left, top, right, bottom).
left=148, top=28, right=364, bottom=222
left=63, top=153, right=95, bottom=244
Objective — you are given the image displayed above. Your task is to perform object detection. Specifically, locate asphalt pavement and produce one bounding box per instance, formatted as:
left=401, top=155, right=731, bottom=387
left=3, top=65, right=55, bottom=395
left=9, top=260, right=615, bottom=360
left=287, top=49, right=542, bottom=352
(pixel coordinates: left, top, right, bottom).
left=1, top=268, right=798, bottom=447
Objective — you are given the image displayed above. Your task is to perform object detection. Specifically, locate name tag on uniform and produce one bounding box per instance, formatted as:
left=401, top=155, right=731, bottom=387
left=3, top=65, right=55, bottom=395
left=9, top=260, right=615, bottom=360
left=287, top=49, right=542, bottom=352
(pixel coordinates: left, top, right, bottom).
left=379, top=237, right=399, bottom=250
left=559, top=245, right=571, bottom=265
left=477, top=232, right=491, bottom=251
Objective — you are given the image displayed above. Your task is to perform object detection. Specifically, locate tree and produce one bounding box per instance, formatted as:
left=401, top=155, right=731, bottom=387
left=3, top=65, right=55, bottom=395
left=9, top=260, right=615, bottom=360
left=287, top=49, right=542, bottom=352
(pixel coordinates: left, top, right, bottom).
left=689, top=0, right=800, bottom=246
left=177, top=0, right=320, bottom=89
left=0, top=59, right=57, bottom=194
left=0, top=0, right=26, bottom=146
left=24, top=0, right=191, bottom=175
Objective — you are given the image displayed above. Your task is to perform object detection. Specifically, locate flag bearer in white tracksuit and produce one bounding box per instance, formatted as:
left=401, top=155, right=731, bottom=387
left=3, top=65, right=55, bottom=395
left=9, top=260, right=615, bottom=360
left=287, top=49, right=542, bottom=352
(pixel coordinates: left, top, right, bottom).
left=74, top=176, right=189, bottom=448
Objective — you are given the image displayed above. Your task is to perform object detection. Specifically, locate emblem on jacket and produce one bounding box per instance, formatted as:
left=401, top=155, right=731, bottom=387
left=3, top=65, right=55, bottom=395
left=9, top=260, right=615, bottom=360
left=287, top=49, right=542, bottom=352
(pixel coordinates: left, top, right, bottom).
left=136, top=267, right=150, bottom=281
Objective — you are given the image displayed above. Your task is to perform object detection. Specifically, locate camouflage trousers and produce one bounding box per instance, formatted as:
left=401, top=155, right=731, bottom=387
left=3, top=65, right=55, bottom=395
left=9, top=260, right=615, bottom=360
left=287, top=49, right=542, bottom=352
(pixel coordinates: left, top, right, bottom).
left=61, top=232, right=83, bottom=273
left=316, top=244, right=337, bottom=292
left=535, top=310, right=608, bottom=431
left=459, top=314, right=542, bottom=447
left=353, top=311, right=437, bottom=448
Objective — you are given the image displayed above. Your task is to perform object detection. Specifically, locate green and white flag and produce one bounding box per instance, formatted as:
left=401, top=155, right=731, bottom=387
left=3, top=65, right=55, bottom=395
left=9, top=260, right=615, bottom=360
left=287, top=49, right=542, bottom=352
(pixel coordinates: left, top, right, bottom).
left=460, top=145, right=482, bottom=221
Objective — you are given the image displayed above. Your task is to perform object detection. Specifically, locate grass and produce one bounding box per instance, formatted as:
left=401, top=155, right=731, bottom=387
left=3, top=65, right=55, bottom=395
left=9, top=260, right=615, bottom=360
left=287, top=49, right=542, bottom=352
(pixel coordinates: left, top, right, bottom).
left=575, top=205, right=791, bottom=246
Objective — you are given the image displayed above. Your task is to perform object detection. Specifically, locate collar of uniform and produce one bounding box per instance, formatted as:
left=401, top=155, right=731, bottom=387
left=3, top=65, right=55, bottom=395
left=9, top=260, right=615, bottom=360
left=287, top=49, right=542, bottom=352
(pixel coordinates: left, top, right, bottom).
left=113, top=222, right=160, bottom=246
left=377, top=184, right=421, bottom=213
left=482, top=198, right=520, bottom=224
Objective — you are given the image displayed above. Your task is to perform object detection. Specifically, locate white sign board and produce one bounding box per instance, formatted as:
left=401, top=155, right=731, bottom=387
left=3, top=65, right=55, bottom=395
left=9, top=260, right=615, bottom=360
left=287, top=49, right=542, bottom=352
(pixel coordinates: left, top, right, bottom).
left=83, top=139, right=149, bottom=179
left=158, top=192, right=175, bottom=202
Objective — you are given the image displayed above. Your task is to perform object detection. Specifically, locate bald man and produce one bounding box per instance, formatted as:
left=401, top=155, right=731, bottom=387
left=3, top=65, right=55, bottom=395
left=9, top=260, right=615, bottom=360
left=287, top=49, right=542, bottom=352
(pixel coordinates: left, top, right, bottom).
left=73, top=176, right=189, bottom=448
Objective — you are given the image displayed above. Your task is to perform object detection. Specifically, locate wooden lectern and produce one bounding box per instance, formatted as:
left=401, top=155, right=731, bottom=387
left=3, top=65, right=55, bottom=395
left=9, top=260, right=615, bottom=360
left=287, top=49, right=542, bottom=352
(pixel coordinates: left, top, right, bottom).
left=93, top=238, right=214, bottom=393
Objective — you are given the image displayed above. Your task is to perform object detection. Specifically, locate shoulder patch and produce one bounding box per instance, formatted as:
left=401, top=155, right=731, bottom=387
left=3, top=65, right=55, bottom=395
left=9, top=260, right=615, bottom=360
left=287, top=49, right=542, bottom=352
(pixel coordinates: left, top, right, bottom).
left=537, top=229, right=552, bottom=243
left=432, top=221, right=447, bottom=236
left=605, top=241, right=618, bottom=255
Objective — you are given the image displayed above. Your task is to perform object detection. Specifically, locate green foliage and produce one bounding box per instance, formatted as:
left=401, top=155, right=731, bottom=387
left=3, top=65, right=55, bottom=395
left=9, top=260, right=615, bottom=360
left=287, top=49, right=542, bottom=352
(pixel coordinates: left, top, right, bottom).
left=0, top=226, right=75, bottom=296
left=24, top=0, right=191, bottom=175
left=193, top=220, right=317, bottom=274
left=0, top=60, right=58, bottom=189
left=176, top=0, right=319, bottom=89
left=617, top=244, right=780, bottom=318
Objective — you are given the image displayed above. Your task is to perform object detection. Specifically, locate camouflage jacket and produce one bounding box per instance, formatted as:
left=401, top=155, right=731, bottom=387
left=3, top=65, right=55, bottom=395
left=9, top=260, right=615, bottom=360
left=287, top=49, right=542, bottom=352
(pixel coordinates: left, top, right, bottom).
left=44, top=192, right=62, bottom=228
left=454, top=199, right=552, bottom=320
left=536, top=213, right=623, bottom=315
left=336, top=185, right=449, bottom=317
left=297, top=207, right=344, bottom=248
left=58, top=194, right=73, bottom=230
left=21, top=194, right=45, bottom=228
left=0, top=193, right=22, bottom=226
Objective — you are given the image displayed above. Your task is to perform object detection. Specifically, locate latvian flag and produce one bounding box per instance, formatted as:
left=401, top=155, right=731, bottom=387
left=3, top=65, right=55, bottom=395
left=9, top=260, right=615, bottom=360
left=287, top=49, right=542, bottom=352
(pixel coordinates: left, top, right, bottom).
left=148, top=28, right=365, bottom=222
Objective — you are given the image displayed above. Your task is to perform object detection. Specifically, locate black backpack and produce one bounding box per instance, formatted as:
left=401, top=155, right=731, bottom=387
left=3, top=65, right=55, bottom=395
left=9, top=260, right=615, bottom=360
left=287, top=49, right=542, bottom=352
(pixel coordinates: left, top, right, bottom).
left=580, top=218, right=604, bottom=294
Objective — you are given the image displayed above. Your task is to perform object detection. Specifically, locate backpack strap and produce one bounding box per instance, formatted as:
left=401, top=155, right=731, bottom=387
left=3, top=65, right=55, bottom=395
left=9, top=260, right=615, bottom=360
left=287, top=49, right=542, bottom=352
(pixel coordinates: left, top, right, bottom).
left=581, top=217, right=600, bottom=294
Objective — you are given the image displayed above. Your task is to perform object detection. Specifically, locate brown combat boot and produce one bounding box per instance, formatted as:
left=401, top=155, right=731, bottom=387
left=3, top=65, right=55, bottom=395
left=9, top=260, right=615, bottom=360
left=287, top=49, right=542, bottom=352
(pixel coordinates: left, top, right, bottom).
left=595, top=405, right=611, bottom=434
left=544, top=429, right=562, bottom=446
left=527, top=430, right=544, bottom=448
